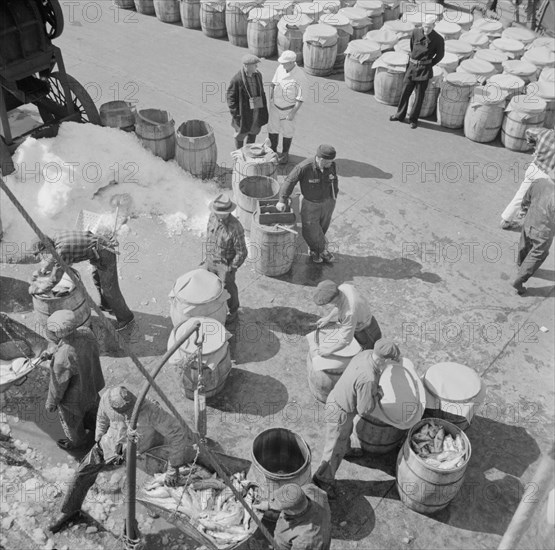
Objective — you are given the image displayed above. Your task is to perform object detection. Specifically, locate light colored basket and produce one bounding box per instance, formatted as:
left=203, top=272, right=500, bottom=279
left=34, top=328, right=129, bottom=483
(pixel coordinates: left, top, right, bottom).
left=75, top=210, right=104, bottom=233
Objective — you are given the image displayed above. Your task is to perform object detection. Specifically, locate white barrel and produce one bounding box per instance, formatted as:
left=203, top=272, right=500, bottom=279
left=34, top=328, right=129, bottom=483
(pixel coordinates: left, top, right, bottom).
left=522, top=47, right=555, bottom=78
left=437, top=52, right=459, bottom=73
left=435, top=20, right=461, bottom=41
left=459, top=31, right=489, bottom=51
left=381, top=0, right=400, bottom=22
left=344, top=39, right=381, bottom=92
left=501, top=95, right=547, bottom=151
left=394, top=38, right=411, bottom=54
left=540, top=67, right=555, bottom=84
left=445, top=39, right=473, bottom=62
left=475, top=48, right=508, bottom=74
left=437, top=72, right=477, bottom=129
left=502, top=27, right=537, bottom=48
left=303, top=23, right=338, bottom=76
left=531, top=36, right=555, bottom=52
left=338, top=7, right=372, bottom=39
left=277, top=13, right=313, bottom=64
left=526, top=80, right=555, bottom=129
left=247, top=6, right=279, bottom=57
left=442, top=9, right=473, bottom=32
left=488, top=74, right=526, bottom=102
left=456, top=58, right=496, bottom=83
left=471, top=19, right=503, bottom=42
left=320, top=12, right=354, bottom=70
left=407, top=65, right=443, bottom=118
left=372, top=51, right=408, bottom=105
left=355, top=0, right=384, bottom=30
left=383, top=19, right=414, bottom=40
left=502, top=59, right=539, bottom=85
left=365, top=27, right=399, bottom=52
left=464, top=85, right=507, bottom=143
left=491, top=38, right=525, bottom=60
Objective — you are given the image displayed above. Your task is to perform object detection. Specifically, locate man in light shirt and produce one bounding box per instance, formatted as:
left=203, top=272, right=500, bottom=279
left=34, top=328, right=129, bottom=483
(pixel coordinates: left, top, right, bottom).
left=268, top=50, right=307, bottom=165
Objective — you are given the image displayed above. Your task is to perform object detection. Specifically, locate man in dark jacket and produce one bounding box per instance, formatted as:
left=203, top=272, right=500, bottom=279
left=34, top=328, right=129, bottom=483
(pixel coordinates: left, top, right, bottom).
left=513, top=177, right=555, bottom=295
left=390, top=15, right=444, bottom=129
left=227, top=54, right=269, bottom=151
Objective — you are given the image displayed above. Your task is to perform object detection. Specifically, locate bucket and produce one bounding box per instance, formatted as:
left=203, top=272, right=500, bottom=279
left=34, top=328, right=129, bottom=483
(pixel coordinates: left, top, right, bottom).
left=231, top=146, right=278, bottom=189
left=382, top=0, right=400, bottom=22
left=226, top=1, right=260, bottom=47
left=442, top=9, right=473, bottom=32
left=355, top=415, right=407, bottom=455
left=501, top=95, right=547, bottom=152
left=277, top=14, right=313, bottom=64
left=247, top=7, right=278, bottom=57
left=176, top=120, right=217, bottom=179
left=527, top=80, right=555, bottom=128
left=319, top=13, right=354, bottom=71
left=435, top=20, right=461, bottom=41
left=396, top=418, right=471, bottom=515
left=491, top=38, right=525, bottom=60
left=407, top=65, right=442, bottom=118
left=355, top=0, right=384, bottom=30
left=344, top=39, right=381, bottom=92
left=32, top=269, right=91, bottom=331
left=169, top=268, right=229, bottom=326
left=134, top=0, right=156, bottom=14
left=444, top=39, right=473, bottom=62
left=154, top=0, right=181, bottom=22
left=474, top=48, right=508, bottom=74
left=235, top=176, right=280, bottom=232
left=168, top=316, right=232, bottom=399
left=303, top=23, right=338, bottom=77
left=248, top=428, right=312, bottom=501
left=135, top=109, right=176, bottom=160
left=372, top=51, right=408, bottom=105
left=99, top=101, right=136, bottom=132
left=200, top=0, right=226, bottom=38
left=459, top=31, right=489, bottom=51
left=383, top=19, right=414, bottom=40
left=488, top=74, right=526, bottom=101
left=456, top=58, right=496, bottom=83
left=338, top=7, right=371, bottom=39
left=180, top=0, right=201, bottom=28
left=437, top=72, right=477, bottom=129
left=502, top=59, right=539, bottom=85
left=464, top=86, right=506, bottom=143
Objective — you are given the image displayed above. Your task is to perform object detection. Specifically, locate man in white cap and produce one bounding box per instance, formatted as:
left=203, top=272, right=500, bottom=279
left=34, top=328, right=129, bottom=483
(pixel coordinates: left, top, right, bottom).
left=43, top=310, right=105, bottom=451
left=227, top=54, right=269, bottom=150
left=49, top=385, right=195, bottom=533
left=268, top=50, right=307, bottom=165
left=313, top=339, right=402, bottom=499
left=203, top=194, right=247, bottom=326
left=390, top=14, right=444, bottom=129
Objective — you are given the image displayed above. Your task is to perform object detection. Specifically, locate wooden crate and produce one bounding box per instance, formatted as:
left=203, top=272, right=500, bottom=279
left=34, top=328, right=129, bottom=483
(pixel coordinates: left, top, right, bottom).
left=256, top=199, right=296, bottom=226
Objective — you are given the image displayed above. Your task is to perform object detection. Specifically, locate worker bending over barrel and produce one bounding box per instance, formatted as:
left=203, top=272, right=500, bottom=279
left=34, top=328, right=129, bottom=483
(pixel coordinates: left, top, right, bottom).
left=313, top=280, right=383, bottom=355
left=313, top=340, right=402, bottom=499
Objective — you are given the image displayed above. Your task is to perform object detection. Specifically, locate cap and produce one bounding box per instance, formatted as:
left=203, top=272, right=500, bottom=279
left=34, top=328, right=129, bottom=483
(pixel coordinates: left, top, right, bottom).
left=313, top=280, right=339, bottom=305
left=374, top=339, right=401, bottom=361
left=270, top=484, right=308, bottom=514
left=108, top=386, right=137, bottom=414
left=210, top=193, right=236, bottom=214
left=46, top=310, right=79, bottom=339
left=278, top=50, right=297, bottom=64
left=242, top=54, right=261, bottom=65
left=316, top=144, right=336, bottom=160
left=423, top=15, right=436, bottom=25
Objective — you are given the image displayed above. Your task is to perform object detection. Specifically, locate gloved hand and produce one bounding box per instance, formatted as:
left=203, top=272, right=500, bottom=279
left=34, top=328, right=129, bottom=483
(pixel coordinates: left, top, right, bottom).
left=164, top=467, right=180, bottom=487
left=276, top=202, right=286, bottom=212
left=45, top=402, right=57, bottom=413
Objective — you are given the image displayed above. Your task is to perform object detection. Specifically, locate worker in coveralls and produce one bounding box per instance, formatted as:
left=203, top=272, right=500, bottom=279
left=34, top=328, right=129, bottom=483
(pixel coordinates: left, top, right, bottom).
left=49, top=385, right=194, bottom=533
left=512, top=176, right=555, bottom=296
left=390, top=15, right=444, bottom=129
left=277, top=145, right=339, bottom=264
left=43, top=310, right=104, bottom=451
left=31, top=230, right=135, bottom=331
left=313, top=280, right=383, bottom=355
left=256, top=483, right=331, bottom=550
left=268, top=50, right=308, bottom=165
left=227, top=54, right=269, bottom=151
left=313, top=340, right=402, bottom=499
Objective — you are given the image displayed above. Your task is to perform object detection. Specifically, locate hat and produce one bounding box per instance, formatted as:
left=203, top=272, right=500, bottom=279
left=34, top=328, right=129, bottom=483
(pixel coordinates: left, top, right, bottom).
left=210, top=194, right=236, bottom=214
left=313, top=280, right=339, bottom=305
left=373, top=339, right=401, bottom=361
left=46, top=310, right=79, bottom=339
left=423, top=15, right=436, bottom=26
left=242, top=54, right=261, bottom=65
left=316, top=144, right=336, bottom=160
left=270, top=484, right=308, bottom=514
left=108, top=386, right=137, bottom=414
left=278, top=50, right=297, bottom=64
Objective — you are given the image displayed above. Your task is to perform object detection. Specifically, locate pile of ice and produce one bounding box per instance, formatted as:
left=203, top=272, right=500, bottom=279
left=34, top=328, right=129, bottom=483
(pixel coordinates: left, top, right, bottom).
left=1, top=122, right=220, bottom=245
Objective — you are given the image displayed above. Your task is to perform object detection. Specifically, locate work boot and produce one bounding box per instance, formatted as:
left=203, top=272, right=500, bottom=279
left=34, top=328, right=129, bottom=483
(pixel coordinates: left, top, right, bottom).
left=344, top=447, right=364, bottom=459
left=268, top=133, right=279, bottom=153
left=57, top=438, right=89, bottom=451
left=512, top=281, right=526, bottom=296
left=116, top=316, right=135, bottom=332
left=49, top=510, right=81, bottom=534
left=312, top=476, right=337, bottom=500
left=234, top=138, right=244, bottom=151
left=246, top=134, right=257, bottom=144
left=310, top=251, right=323, bottom=264
left=320, top=250, right=335, bottom=263
left=280, top=137, right=292, bottom=164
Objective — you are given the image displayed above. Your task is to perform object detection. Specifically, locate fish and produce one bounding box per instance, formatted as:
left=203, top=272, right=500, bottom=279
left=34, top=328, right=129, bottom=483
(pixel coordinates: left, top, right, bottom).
left=433, top=427, right=445, bottom=453
left=191, top=479, right=227, bottom=491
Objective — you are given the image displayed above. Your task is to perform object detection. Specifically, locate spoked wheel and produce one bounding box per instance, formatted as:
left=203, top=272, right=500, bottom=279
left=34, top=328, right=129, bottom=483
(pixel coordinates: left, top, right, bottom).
left=37, top=72, right=100, bottom=125
left=38, top=0, right=64, bottom=39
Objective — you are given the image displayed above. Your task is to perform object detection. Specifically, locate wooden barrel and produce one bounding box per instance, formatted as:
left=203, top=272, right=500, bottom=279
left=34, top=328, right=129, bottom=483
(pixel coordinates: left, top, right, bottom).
left=135, top=109, right=176, bottom=160
left=305, top=351, right=348, bottom=404
left=437, top=52, right=459, bottom=74
left=338, top=7, right=371, bottom=39
left=502, top=26, right=536, bottom=48
left=474, top=48, right=508, bottom=74
left=502, top=59, right=538, bottom=85
left=250, top=209, right=297, bottom=276
left=436, top=20, right=461, bottom=41
left=373, top=51, right=408, bottom=105
left=200, top=0, right=227, bottom=38
left=154, top=0, right=181, bottom=22
left=437, top=72, right=477, bottom=129
left=365, top=28, right=400, bottom=53
left=277, top=14, right=312, bottom=64
left=176, top=120, right=217, bottom=179
left=444, top=39, right=473, bottom=63
left=464, top=86, right=506, bottom=143
left=232, top=147, right=278, bottom=189
left=180, top=0, right=201, bottom=28
left=134, top=0, right=156, bottom=14
left=99, top=101, right=136, bottom=132
left=456, top=58, right=496, bottom=83
left=303, top=23, right=338, bottom=77
left=355, top=0, right=384, bottom=30
left=226, top=1, right=258, bottom=47
left=407, top=65, right=442, bottom=118
left=523, top=47, right=555, bottom=79
left=235, top=176, right=280, bottom=232
left=501, top=95, right=547, bottom=152
left=471, top=19, right=503, bottom=42
left=115, top=0, right=136, bottom=8
left=459, top=31, right=489, bottom=51
left=344, top=39, right=381, bottom=92
left=247, top=7, right=278, bottom=58
left=490, top=38, right=525, bottom=61
left=383, top=19, right=414, bottom=41
left=319, top=13, right=353, bottom=71
left=396, top=418, right=471, bottom=515
left=32, top=269, right=91, bottom=331
left=356, top=415, right=407, bottom=455
left=488, top=74, right=526, bottom=102
left=527, top=80, right=555, bottom=129
left=168, top=317, right=232, bottom=399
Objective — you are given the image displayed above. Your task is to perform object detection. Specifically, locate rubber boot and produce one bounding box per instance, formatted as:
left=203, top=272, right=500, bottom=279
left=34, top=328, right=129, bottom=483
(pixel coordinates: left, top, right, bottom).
left=234, top=138, right=244, bottom=151
left=268, top=133, right=279, bottom=153
left=246, top=134, right=257, bottom=144
left=280, top=137, right=292, bottom=164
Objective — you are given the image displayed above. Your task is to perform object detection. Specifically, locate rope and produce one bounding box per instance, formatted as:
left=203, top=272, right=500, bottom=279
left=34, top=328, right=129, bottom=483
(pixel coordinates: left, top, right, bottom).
left=0, top=175, right=277, bottom=549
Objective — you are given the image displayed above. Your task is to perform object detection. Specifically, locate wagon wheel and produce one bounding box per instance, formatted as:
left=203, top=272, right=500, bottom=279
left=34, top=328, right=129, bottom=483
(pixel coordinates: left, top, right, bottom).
left=38, top=0, right=64, bottom=39
left=38, top=72, right=100, bottom=125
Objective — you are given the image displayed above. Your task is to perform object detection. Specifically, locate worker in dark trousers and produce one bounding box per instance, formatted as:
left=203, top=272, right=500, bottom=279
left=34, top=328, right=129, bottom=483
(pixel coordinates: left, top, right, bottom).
left=512, top=177, right=555, bottom=296
left=276, top=145, right=339, bottom=264
left=390, top=15, right=444, bottom=129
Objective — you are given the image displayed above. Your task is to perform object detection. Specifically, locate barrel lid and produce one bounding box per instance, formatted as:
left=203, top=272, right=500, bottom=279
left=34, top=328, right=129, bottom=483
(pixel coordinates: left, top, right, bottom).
left=416, top=1, right=444, bottom=16
left=443, top=9, right=473, bottom=26
left=540, top=67, right=555, bottom=83
left=460, top=31, right=489, bottom=48
left=305, top=328, right=361, bottom=363
left=394, top=38, right=412, bottom=53
left=423, top=362, right=482, bottom=402
left=319, top=12, right=352, bottom=31
left=174, top=316, right=229, bottom=356
left=170, top=269, right=223, bottom=304
left=491, top=37, right=525, bottom=53
left=444, top=72, right=479, bottom=86
left=508, top=94, right=547, bottom=113
left=523, top=47, right=555, bottom=68
left=445, top=40, right=473, bottom=56
left=502, top=26, right=536, bottom=45
left=365, top=27, right=399, bottom=46
left=489, top=73, right=526, bottom=90
left=437, top=52, right=460, bottom=67
left=436, top=20, right=461, bottom=36
left=527, top=80, right=555, bottom=100
left=381, top=50, right=409, bottom=66
left=355, top=0, right=384, bottom=13
left=472, top=19, right=503, bottom=34
left=279, top=13, right=313, bottom=31
left=303, top=22, right=338, bottom=41
left=338, top=6, right=371, bottom=25
left=384, top=19, right=414, bottom=33
left=458, top=58, right=495, bottom=75
left=371, top=358, right=426, bottom=430
left=346, top=38, right=381, bottom=60
left=471, top=84, right=507, bottom=105
left=475, top=48, right=508, bottom=64
left=503, top=59, right=538, bottom=77
left=532, top=36, right=555, bottom=52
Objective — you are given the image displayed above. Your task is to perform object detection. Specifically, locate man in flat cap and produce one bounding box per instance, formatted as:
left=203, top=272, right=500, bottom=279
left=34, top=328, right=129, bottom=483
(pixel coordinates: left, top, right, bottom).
left=50, top=385, right=195, bottom=533
left=255, top=483, right=331, bottom=550
left=313, top=339, right=402, bottom=498
left=390, top=14, right=444, bottom=129
left=268, top=50, right=308, bottom=165
left=227, top=54, right=269, bottom=151
left=277, top=145, right=339, bottom=264
left=313, top=280, right=382, bottom=356
left=203, top=194, right=248, bottom=326
left=43, top=310, right=105, bottom=451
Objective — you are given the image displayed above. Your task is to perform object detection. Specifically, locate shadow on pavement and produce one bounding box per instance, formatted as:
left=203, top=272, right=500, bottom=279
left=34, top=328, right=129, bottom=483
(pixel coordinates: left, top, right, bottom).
left=335, top=158, right=393, bottom=180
